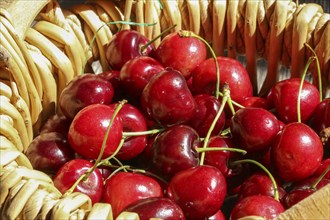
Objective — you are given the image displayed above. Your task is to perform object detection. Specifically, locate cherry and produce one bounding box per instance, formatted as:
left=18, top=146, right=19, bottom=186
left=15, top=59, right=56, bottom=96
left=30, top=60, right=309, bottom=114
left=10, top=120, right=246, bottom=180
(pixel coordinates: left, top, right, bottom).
left=154, top=31, right=207, bottom=79
left=119, top=55, right=164, bottom=103
left=98, top=70, right=123, bottom=101
left=271, top=122, right=323, bottom=182
left=68, top=104, right=123, bottom=159
left=230, top=195, right=285, bottom=220
left=239, top=96, right=270, bottom=110
left=230, top=107, right=281, bottom=152
left=123, top=197, right=185, bottom=220
left=26, top=132, right=75, bottom=175
left=105, top=29, right=155, bottom=70
left=208, top=210, right=226, bottom=220
left=166, top=165, right=227, bottom=219
left=191, top=57, right=253, bottom=104
left=203, top=135, right=234, bottom=177
left=59, top=74, right=114, bottom=119
left=187, top=94, right=226, bottom=137
left=103, top=171, right=163, bottom=218
left=313, top=159, right=330, bottom=180
left=309, top=98, right=330, bottom=134
left=53, top=159, right=104, bottom=204
left=150, top=125, right=200, bottom=179
left=141, top=68, right=196, bottom=127
left=267, top=78, right=320, bottom=124
left=113, top=103, right=148, bottom=161
left=39, top=114, right=72, bottom=136
left=238, top=171, right=286, bottom=201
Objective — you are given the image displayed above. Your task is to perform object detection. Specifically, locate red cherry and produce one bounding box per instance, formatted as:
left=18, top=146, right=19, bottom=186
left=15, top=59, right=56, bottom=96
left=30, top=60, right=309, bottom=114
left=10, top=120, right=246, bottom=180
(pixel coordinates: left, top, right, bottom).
left=114, top=103, right=148, bottom=160
left=271, top=122, right=323, bottom=182
left=98, top=70, right=123, bottom=101
left=123, top=197, right=185, bottom=220
left=203, top=135, right=234, bottom=177
left=103, top=172, right=163, bottom=218
left=141, top=68, right=196, bottom=127
left=150, top=125, right=200, bottom=179
left=166, top=165, right=227, bottom=219
left=155, top=31, right=207, bottom=79
left=239, top=96, right=270, bottom=110
left=39, top=114, right=72, bottom=136
left=59, top=74, right=114, bottom=119
left=105, top=29, right=155, bottom=70
left=230, top=107, right=281, bottom=152
left=187, top=94, right=226, bottom=137
left=68, top=104, right=123, bottom=159
left=238, top=171, right=286, bottom=201
left=53, top=159, right=104, bottom=204
left=313, top=158, right=330, bottom=180
left=310, top=98, right=330, bottom=134
left=208, top=210, right=226, bottom=220
left=230, top=195, right=285, bottom=220
left=192, top=57, right=253, bottom=104
left=119, top=55, right=164, bottom=103
left=26, top=132, right=75, bottom=175
left=267, top=78, right=320, bottom=123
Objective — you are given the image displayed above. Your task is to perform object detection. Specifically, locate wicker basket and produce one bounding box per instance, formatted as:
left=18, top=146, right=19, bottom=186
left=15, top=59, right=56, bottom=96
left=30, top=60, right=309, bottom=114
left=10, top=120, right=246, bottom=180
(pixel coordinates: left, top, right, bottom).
left=0, top=0, right=329, bottom=219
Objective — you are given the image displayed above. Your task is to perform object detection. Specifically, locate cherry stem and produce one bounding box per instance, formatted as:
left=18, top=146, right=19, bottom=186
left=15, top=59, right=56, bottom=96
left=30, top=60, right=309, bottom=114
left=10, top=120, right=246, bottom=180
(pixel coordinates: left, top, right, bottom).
left=140, top=24, right=177, bottom=54
left=196, top=147, right=247, bottom=155
left=304, top=43, right=323, bottom=101
left=231, top=159, right=280, bottom=201
left=123, top=128, right=163, bottom=137
left=310, top=165, right=330, bottom=190
left=82, top=21, right=157, bottom=74
left=218, top=91, right=245, bottom=109
left=178, top=30, right=220, bottom=99
left=297, top=56, right=315, bottom=123
left=199, top=84, right=230, bottom=166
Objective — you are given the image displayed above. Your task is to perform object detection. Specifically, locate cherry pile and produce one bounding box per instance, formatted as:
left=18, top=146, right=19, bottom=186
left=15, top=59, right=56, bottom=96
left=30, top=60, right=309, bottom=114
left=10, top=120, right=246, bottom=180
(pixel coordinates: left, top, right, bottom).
left=26, top=29, right=330, bottom=220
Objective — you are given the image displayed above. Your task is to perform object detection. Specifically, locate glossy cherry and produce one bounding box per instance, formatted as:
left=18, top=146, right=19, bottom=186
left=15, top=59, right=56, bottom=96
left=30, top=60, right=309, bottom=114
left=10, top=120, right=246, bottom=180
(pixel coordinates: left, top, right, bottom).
left=230, top=107, right=281, bottom=152
left=166, top=165, right=227, bottom=219
left=191, top=57, right=253, bottom=104
left=309, top=98, right=330, bottom=134
left=123, top=197, right=185, bottom=220
left=113, top=103, right=148, bottom=160
left=68, top=104, right=123, bottom=159
left=313, top=158, right=330, bottom=180
left=26, top=132, right=75, bottom=175
left=141, top=68, right=196, bottom=127
left=154, top=31, right=207, bottom=79
left=119, top=55, right=164, bottom=102
left=103, top=171, right=163, bottom=218
left=150, top=125, right=200, bottom=179
left=98, top=70, right=123, bottom=101
left=187, top=94, right=226, bottom=137
left=267, top=78, right=320, bottom=124
left=53, top=159, right=104, bottom=204
left=105, top=29, right=155, bottom=70
left=39, top=114, right=72, bottom=136
left=230, top=195, right=285, bottom=220
left=271, top=122, right=323, bottom=182
left=59, top=74, right=114, bottom=119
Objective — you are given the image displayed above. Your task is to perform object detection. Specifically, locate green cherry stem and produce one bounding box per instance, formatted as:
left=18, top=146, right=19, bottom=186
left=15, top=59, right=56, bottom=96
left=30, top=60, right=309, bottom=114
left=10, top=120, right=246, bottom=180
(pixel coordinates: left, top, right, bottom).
left=231, top=159, right=280, bottom=201
left=199, top=84, right=230, bottom=166
left=178, top=30, right=220, bottom=99
left=217, top=91, right=245, bottom=109
left=310, top=165, right=330, bottom=190
left=196, top=147, right=247, bottom=155
left=297, top=56, right=315, bottom=123
left=122, top=128, right=163, bottom=137
left=304, top=43, right=323, bottom=101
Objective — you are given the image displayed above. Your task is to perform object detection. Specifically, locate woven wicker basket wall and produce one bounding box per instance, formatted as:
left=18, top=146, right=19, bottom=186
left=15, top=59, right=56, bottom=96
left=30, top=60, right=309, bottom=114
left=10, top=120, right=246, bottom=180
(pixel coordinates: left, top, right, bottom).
left=0, top=0, right=329, bottom=219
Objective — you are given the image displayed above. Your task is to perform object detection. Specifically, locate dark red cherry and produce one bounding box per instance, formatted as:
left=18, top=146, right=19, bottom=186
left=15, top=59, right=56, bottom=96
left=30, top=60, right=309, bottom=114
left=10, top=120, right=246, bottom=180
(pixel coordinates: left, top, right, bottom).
left=313, top=158, right=330, bottom=180
left=119, top=55, right=164, bottom=102
left=239, top=96, right=270, bottom=110
left=230, top=107, right=281, bottom=152
left=105, top=29, right=155, bottom=70
left=310, top=98, right=330, bottom=134
left=141, top=68, right=196, bottom=127
left=39, top=114, right=72, bottom=136
left=155, top=31, right=207, bottom=79
left=187, top=94, right=226, bottom=137
left=98, top=70, right=123, bottom=101
left=150, top=125, right=200, bottom=179
left=26, top=132, right=75, bottom=175
left=123, top=197, right=185, bottom=220
left=59, top=74, right=114, bottom=119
